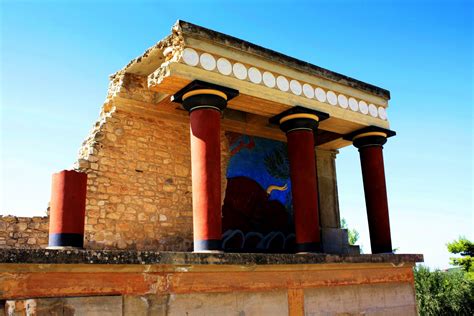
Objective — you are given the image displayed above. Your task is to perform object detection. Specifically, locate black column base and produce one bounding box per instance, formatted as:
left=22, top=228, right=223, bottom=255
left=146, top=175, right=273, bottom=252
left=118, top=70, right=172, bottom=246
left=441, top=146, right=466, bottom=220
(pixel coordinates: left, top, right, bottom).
left=194, top=239, right=222, bottom=252
left=48, top=233, right=84, bottom=248
left=371, top=245, right=394, bottom=254
left=295, top=242, right=322, bottom=253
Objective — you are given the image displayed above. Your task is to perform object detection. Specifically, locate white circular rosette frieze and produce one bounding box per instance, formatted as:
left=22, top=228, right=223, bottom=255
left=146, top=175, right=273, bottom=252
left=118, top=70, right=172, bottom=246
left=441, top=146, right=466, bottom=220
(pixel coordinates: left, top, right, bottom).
left=357, top=100, right=367, bottom=114
left=199, top=53, right=216, bottom=71
left=182, top=48, right=199, bottom=66
left=217, top=57, right=232, bottom=75
left=232, top=62, right=247, bottom=80
left=290, top=80, right=302, bottom=95
left=302, top=84, right=314, bottom=98
left=315, top=87, right=327, bottom=103
left=368, top=104, right=378, bottom=117
left=181, top=48, right=388, bottom=121
left=337, top=94, right=348, bottom=109
left=326, top=91, right=338, bottom=106
left=378, top=107, right=387, bottom=120
left=248, top=67, right=262, bottom=84
left=276, top=75, right=289, bottom=92
left=262, top=71, right=276, bottom=88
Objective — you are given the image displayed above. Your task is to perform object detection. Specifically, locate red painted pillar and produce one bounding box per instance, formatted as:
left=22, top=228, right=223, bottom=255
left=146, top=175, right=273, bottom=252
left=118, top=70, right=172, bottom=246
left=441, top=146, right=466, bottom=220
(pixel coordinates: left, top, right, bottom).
left=274, top=109, right=329, bottom=253
left=189, top=108, right=223, bottom=251
left=351, top=129, right=395, bottom=253
left=287, top=129, right=321, bottom=252
left=173, top=81, right=238, bottom=252
left=48, top=170, right=87, bottom=248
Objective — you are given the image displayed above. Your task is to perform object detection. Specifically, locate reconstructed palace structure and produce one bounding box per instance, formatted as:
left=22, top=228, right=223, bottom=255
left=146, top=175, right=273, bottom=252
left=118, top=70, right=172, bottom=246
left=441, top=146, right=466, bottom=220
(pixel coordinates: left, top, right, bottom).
left=1, top=21, right=422, bottom=315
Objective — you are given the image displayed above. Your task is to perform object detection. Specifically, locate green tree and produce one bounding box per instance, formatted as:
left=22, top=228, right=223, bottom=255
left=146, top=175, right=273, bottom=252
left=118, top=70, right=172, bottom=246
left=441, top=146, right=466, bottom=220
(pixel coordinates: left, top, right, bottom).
left=340, top=218, right=360, bottom=245
left=414, top=265, right=474, bottom=315
left=447, top=236, right=474, bottom=278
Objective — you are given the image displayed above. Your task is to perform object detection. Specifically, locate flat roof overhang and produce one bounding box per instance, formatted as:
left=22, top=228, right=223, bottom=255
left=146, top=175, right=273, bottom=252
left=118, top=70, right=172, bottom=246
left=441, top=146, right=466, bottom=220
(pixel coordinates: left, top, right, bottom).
left=112, top=20, right=392, bottom=150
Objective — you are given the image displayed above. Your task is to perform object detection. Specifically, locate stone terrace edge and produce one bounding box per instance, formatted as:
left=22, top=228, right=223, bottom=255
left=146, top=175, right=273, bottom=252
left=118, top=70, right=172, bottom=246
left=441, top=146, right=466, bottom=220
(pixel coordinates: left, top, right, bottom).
left=0, top=248, right=422, bottom=265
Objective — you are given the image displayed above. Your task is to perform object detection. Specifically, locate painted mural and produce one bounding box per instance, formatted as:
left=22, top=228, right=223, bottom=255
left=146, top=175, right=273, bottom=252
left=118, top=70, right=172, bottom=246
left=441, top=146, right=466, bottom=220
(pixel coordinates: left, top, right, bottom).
left=222, top=132, right=295, bottom=253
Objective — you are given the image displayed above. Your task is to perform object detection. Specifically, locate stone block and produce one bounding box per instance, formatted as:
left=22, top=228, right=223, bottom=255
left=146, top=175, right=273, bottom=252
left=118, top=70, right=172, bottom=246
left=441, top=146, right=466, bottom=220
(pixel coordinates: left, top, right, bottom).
left=167, top=291, right=288, bottom=316
left=304, top=283, right=417, bottom=316
left=321, top=227, right=350, bottom=254
left=123, top=295, right=169, bottom=316
left=347, top=245, right=361, bottom=255
left=70, top=296, right=122, bottom=316
left=320, top=227, right=361, bottom=255
left=4, top=297, right=122, bottom=316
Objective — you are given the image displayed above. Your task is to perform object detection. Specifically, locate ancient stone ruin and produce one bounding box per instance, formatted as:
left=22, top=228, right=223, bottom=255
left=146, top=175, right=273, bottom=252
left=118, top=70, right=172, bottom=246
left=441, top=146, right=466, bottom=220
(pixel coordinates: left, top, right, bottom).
left=1, top=21, right=422, bottom=315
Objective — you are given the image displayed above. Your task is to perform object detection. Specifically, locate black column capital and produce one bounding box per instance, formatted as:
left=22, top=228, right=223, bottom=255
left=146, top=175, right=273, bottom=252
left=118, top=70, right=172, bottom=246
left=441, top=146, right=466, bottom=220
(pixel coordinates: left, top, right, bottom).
left=172, top=80, right=239, bottom=112
left=269, top=106, right=329, bottom=134
left=344, top=126, right=396, bottom=149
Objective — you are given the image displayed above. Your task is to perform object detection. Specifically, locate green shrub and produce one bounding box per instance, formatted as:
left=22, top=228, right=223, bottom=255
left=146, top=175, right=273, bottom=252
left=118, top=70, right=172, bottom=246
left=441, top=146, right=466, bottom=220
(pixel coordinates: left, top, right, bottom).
left=414, top=265, right=474, bottom=315
left=447, top=236, right=474, bottom=279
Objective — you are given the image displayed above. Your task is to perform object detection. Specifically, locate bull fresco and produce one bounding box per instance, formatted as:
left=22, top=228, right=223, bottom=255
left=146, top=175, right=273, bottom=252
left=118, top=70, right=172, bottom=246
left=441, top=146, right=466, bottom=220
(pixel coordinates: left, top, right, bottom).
left=222, top=132, right=295, bottom=253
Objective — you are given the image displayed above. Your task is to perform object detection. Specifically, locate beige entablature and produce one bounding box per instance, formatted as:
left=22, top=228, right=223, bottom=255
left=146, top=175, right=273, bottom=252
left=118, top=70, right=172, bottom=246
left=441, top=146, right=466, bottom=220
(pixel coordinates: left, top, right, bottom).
left=112, top=20, right=392, bottom=150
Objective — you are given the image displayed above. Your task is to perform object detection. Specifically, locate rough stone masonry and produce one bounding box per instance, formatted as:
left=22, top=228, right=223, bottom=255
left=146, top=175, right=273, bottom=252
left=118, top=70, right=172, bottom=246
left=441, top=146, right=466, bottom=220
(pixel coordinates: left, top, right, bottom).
left=0, top=20, right=423, bottom=316
left=0, top=73, right=341, bottom=252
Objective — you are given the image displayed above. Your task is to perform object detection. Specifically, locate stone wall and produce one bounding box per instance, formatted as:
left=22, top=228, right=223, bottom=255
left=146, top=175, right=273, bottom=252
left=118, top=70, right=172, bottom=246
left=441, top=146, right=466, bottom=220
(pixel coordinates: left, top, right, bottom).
left=0, top=72, right=341, bottom=252
left=78, top=108, right=232, bottom=250
left=0, top=215, right=49, bottom=248
left=76, top=108, right=193, bottom=250
left=3, top=296, right=122, bottom=316
left=2, top=283, right=417, bottom=315
left=71, top=72, right=230, bottom=251
left=74, top=102, right=338, bottom=251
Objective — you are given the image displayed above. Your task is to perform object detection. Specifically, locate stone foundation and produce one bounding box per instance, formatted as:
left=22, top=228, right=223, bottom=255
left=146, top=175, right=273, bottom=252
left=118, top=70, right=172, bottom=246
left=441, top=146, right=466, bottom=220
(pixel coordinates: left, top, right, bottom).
left=0, top=249, right=422, bottom=315
left=3, top=284, right=416, bottom=316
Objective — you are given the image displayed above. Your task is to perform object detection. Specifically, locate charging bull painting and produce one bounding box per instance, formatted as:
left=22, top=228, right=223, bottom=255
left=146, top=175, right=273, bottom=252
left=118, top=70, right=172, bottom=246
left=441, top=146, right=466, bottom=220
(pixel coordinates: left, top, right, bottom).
left=222, top=132, right=295, bottom=253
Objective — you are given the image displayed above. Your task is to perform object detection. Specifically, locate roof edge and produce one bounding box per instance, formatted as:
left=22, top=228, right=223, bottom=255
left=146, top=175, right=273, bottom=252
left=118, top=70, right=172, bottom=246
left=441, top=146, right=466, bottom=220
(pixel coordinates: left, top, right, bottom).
left=176, top=20, right=390, bottom=100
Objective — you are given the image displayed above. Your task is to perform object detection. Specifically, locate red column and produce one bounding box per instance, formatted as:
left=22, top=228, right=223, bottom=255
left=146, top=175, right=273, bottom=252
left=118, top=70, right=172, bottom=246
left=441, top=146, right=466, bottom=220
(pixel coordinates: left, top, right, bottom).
left=350, top=128, right=395, bottom=254
left=189, top=108, right=223, bottom=251
left=272, top=109, right=328, bottom=253
left=48, top=170, right=87, bottom=248
left=175, top=82, right=238, bottom=252
left=358, top=143, right=392, bottom=253
left=286, top=129, right=321, bottom=252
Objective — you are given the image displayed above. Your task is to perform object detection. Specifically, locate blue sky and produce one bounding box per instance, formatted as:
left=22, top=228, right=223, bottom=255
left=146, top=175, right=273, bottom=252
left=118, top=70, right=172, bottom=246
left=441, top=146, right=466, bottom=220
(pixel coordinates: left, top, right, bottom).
left=1, top=0, right=472, bottom=268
